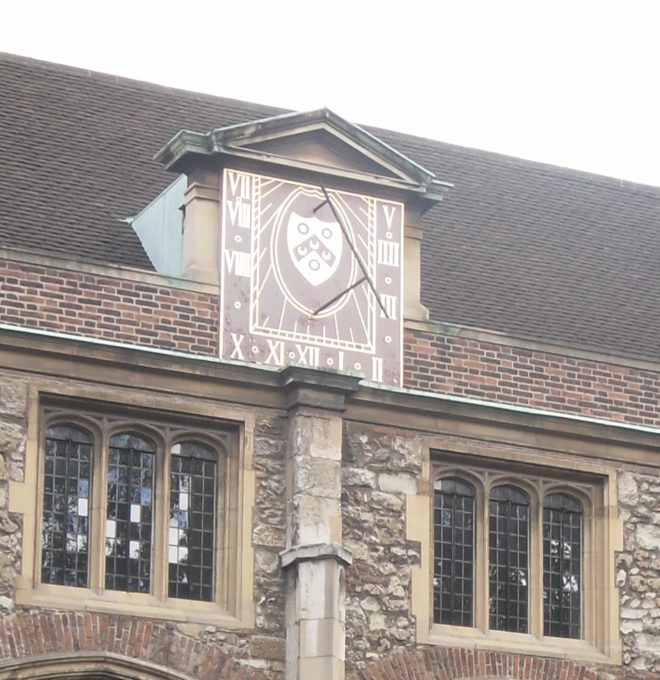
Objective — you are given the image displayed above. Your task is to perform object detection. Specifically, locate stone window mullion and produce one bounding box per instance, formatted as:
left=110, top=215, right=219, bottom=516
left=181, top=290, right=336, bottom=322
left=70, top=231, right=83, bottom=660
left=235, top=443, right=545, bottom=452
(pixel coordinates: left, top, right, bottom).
left=151, top=432, right=169, bottom=602
left=475, top=484, right=489, bottom=632
left=89, top=425, right=108, bottom=591
left=528, top=495, right=543, bottom=638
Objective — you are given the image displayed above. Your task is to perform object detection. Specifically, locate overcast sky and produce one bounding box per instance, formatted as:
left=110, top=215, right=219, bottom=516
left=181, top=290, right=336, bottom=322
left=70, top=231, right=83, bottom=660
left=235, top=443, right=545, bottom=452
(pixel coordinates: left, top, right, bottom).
left=2, top=1, right=660, bottom=187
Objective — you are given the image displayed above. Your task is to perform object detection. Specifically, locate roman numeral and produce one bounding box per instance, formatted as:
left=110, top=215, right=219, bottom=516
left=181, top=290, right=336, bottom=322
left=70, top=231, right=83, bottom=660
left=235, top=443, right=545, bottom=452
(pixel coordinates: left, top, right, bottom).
left=372, top=356, right=384, bottom=383
left=294, top=344, right=320, bottom=367
left=377, top=240, right=400, bottom=266
left=229, top=333, right=245, bottom=361
left=383, top=204, right=397, bottom=229
left=265, top=340, right=284, bottom=365
left=379, top=294, right=397, bottom=320
left=227, top=200, right=251, bottom=228
left=224, top=250, right=250, bottom=277
left=228, top=171, right=251, bottom=198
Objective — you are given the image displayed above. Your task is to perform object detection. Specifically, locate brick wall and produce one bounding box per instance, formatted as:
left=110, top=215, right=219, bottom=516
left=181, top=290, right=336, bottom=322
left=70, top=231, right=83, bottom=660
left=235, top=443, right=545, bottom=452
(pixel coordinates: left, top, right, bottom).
left=0, top=260, right=218, bottom=355
left=0, top=611, right=267, bottom=679
left=350, top=646, right=659, bottom=680
left=1, top=259, right=658, bottom=428
left=404, top=329, right=660, bottom=428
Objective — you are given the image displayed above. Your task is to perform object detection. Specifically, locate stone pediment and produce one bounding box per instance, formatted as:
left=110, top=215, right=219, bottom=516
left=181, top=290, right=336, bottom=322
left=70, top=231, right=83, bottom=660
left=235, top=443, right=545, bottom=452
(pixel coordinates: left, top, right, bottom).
left=155, top=108, right=449, bottom=199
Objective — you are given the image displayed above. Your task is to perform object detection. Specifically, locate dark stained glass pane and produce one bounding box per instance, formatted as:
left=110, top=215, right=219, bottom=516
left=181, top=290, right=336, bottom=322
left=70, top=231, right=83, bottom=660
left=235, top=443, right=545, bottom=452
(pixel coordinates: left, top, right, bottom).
left=433, top=477, right=475, bottom=626
left=543, top=493, right=582, bottom=639
left=489, top=485, right=529, bottom=633
left=105, top=433, right=154, bottom=593
left=42, top=424, right=93, bottom=587
left=168, top=442, right=217, bottom=601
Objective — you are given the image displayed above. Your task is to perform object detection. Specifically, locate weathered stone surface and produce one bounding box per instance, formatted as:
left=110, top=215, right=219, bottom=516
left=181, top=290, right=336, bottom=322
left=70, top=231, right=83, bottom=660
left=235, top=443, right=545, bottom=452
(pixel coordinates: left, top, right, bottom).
left=0, top=421, right=25, bottom=463
left=635, top=525, right=660, bottom=551
left=618, top=471, right=660, bottom=674
left=0, top=380, right=27, bottom=416
left=377, top=473, right=417, bottom=495
left=343, top=467, right=377, bottom=488
left=619, top=472, right=640, bottom=506
left=343, top=424, right=420, bottom=671
left=250, top=635, right=285, bottom=661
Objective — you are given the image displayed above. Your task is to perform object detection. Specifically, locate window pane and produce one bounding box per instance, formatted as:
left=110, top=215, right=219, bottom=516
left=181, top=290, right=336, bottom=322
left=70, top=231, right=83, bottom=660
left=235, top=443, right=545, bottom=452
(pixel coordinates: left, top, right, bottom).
left=543, top=493, right=582, bottom=639
left=433, top=477, right=475, bottom=626
left=105, top=433, right=155, bottom=593
left=169, top=442, right=217, bottom=601
left=489, top=485, right=529, bottom=633
left=42, top=424, right=92, bottom=587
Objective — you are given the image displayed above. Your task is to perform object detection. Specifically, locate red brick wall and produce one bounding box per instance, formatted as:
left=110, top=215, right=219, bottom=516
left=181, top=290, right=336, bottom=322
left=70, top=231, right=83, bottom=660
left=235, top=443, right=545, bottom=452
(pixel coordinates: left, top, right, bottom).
left=405, top=329, right=660, bottom=427
left=350, top=647, right=656, bottom=680
left=0, top=611, right=266, bottom=679
left=0, top=260, right=218, bottom=355
left=1, top=260, right=657, bottom=428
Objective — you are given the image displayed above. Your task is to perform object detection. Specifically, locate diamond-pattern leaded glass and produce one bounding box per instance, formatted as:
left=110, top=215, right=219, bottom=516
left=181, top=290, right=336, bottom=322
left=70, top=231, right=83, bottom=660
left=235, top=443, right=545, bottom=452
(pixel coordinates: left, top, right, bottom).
left=42, top=424, right=93, bottom=587
left=433, top=478, right=475, bottom=626
left=489, top=485, right=529, bottom=632
left=169, top=442, right=217, bottom=601
left=544, top=493, right=582, bottom=638
left=105, top=432, right=155, bottom=593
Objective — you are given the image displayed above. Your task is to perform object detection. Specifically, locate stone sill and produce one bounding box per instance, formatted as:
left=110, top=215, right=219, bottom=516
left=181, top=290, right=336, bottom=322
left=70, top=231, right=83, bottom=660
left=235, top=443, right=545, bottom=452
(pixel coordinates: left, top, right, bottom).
left=422, top=627, right=621, bottom=666
left=14, top=585, right=250, bottom=629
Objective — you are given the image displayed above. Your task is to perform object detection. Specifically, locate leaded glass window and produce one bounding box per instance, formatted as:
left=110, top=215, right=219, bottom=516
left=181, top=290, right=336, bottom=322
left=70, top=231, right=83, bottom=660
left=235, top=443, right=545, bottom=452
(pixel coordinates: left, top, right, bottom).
left=489, top=485, right=529, bottom=633
left=433, top=477, right=475, bottom=626
left=169, top=442, right=217, bottom=601
left=543, top=493, right=582, bottom=639
left=105, top=432, right=155, bottom=593
left=42, top=424, right=93, bottom=587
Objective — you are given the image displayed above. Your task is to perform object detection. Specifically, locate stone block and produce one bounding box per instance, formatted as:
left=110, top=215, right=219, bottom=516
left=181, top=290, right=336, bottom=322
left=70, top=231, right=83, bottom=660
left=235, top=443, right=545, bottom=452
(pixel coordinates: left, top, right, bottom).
left=619, top=472, right=639, bottom=506
left=342, top=467, right=376, bottom=488
left=635, top=524, right=660, bottom=551
left=0, top=380, right=27, bottom=416
left=378, top=472, right=417, bottom=495
left=251, top=634, right=285, bottom=661
left=0, top=420, right=25, bottom=463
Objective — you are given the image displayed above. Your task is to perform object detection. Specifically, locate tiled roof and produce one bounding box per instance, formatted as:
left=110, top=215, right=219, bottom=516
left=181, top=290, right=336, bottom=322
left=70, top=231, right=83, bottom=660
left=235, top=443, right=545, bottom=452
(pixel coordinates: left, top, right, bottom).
left=1, top=52, right=658, bottom=359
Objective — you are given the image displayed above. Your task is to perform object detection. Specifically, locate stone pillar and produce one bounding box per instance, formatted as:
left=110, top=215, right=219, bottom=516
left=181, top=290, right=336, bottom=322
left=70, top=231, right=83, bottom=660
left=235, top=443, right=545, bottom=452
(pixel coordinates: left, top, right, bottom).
left=403, top=220, right=429, bottom=322
left=182, top=168, right=220, bottom=284
left=279, top=367, right=360, bottom=680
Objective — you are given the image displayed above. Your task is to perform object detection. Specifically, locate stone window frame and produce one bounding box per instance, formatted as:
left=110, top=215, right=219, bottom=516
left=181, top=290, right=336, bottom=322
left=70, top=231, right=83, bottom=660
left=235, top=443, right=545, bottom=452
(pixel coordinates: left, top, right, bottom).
left=10, top=385, right=256, bottom=627
left=409, top=441, right=622, bottom=665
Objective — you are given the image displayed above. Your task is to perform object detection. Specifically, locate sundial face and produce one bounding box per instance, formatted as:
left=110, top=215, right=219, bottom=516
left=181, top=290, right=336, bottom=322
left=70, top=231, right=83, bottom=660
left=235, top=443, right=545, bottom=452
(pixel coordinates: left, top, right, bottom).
left=219, top=169, right=403, bottom=386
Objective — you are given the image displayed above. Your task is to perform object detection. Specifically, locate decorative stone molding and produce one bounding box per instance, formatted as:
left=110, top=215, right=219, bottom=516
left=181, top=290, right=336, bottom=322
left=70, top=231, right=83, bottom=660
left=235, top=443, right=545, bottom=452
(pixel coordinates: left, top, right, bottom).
left=280, top=543, right=353, bottom=569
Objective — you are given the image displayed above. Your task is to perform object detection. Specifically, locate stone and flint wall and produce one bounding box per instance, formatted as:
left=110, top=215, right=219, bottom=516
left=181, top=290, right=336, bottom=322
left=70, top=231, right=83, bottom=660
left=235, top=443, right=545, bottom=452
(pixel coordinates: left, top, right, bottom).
left=341, top=421, right=660, bottom=680
left=0, top=369, right=290, bottom=680
left=617, top=472, right=660, bottom=675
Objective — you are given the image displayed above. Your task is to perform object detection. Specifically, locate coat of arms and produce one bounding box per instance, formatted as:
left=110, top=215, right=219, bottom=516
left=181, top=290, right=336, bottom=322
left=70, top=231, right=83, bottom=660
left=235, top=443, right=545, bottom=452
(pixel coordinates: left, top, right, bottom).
left=286, top=212, right=343, bottom=287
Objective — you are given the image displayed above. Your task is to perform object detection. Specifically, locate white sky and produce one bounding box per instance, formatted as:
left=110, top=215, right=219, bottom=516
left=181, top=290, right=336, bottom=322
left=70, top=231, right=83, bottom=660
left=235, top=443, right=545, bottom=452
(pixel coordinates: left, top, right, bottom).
left=2, top=1, right=660, bottom=187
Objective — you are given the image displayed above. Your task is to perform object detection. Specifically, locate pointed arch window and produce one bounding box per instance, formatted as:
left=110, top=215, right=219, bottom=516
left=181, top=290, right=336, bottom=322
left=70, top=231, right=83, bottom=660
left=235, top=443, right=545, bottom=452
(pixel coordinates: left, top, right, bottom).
left=41, top=424, right=93, bottom=587
left=433, top=477, right=475, bottom=626
left=105, top=432, right=156, bottom=593
left=489, top=485, right=530, bottom=633
left=543, top=493, right=583, bottom=639
left=168, top=441, right=218, bottom=601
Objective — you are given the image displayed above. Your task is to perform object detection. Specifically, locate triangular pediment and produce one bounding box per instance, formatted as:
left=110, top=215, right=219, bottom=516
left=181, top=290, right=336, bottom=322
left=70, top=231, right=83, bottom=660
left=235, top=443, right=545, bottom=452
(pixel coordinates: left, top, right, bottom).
left=244, top=128, right=402, bottom=179
left=156, top=108, right=449, bottom=198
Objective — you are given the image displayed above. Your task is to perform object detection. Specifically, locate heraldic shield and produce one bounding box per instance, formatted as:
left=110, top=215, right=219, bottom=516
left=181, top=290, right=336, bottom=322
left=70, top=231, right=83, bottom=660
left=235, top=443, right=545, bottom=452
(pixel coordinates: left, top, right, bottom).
left=286, top=212, right=343, bottom=287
